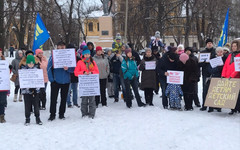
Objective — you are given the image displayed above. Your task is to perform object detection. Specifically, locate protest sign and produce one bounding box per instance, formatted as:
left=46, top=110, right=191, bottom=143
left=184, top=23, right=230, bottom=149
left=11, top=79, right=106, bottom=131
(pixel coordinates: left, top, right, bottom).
left=167, top=70, right=184, bottom=85
left=0, top=60, right=10, bottom=90
left=19, top=69, right=45, bottom=88
left=210, top=57, right=224, bottom=68
left=234, top=57, right=240, bottom=72
left=199, top=53, right=211, bottom=63
left=52, top=49, right=76, bottom=68
left=145, top=61, right=156, bottom=70
left=205, top=78, right=240, bottom=109
left=78, top=74, right=100, bottom=97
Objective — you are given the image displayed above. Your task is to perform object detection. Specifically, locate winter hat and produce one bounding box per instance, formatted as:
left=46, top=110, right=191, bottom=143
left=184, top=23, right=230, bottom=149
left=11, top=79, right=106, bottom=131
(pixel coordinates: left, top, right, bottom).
left=179, top=53, right=189, bottom=64
left=26, top=55, right=35, bottom=64
left=116, top=33, right=121, bottom=40
left=145, top=48, right=152, bottom=53
left=155, top=31, right=161, bottom=39
left=185, top=47, right=193, bottom=53
left=82, top=49, right=90, bottom=56
left=57, top=41, right=66, bottom=46
left=206, top=39, right=213, bottom=44
left=168, top=52, right=177, bottom=61
left=83, top=45, right=89, bottom=51
left=96, top=46, right=102, bottom=52
left=125, top=48, right=132, bottom=55
left=35, top=49, right=43, bottom=56
left=80, top=42, right=87, bottom=50
left=25, top=50, right=34, bottom=56
left=0, top=48, right=2, bottom=52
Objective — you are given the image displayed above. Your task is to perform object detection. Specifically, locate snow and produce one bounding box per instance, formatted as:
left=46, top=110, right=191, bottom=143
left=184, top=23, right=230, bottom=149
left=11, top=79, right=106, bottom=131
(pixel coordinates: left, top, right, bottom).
left=0, top=55, right=240, bottom=150
left=88, top=10, right=104, bottom=18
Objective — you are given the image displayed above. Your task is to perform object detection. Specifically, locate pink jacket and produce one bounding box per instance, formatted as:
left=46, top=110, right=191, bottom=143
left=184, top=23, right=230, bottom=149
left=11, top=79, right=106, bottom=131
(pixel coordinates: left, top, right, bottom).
left=37, top=56, right=49, bottom=83
left=74, top=60, right=99, bottom=76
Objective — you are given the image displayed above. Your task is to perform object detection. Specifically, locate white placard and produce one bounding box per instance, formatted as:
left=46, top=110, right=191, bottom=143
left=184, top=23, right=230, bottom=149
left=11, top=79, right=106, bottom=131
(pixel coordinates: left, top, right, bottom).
left=0, top=60, right=10, bottom=90
left=210, top=57, right=224, bottom=68
left=234, top=57, right=240, bottom=72
left=19, top=69, right=45, bottom=88
left=199, top=53, right=211, bottom=62
left=78, top=74, right=100, bottom=96
left=52, top=49, right=76, bottom=68
left=145, top=61, right=156, bottom=70
left=167, top=70, right=184, bottom=85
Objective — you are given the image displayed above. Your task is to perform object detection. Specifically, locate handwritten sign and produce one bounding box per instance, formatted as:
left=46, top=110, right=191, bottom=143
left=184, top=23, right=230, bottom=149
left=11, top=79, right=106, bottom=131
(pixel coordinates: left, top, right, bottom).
left=78, top=74, right=100, bottom=96
left=167, top=70, right=184, bottom=85
left=145, top=61, right=156, bottom=70
left=205, top=78, right=240, bottom=109
left=199, top=53, right=211, bottom=63
left=19, top=69, right=45, bottom=88
left=0, top=60, right=10, bottom=90
left=52, top=49, right=76, bottom=68
left=210, top=57, right=224, bottom=68
left=234, top=57, right=240, bottom=72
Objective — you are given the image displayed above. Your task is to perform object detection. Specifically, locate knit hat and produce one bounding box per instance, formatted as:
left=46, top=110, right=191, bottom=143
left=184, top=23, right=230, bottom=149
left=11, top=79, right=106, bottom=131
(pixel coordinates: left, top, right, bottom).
left=179, top=53, right=189, bottom=64
left=82, top=49, right=90, bottom=56
left=26, top=55, right=35, bottom=64
left=145, top=48, right=152, bottom=53
left=116, top=33, right=121, bottom=40
left=168, top=52, right=177, bottom=61
left=80, top=42, right=87, bottom=50
left=83, top=45, right=89, bottom=51
left=35, top=49, right=43, bottom=56
left=206, top=39, right=213, bottom=44
left=155, top=31, right=161, bottom=39
left=96, top=46, right=102, bottom=52
left=125, top=48, right=132, bottom=55
left=185, top=47, right=193, bottom=53
left=25, top=50, right=34, bottom=56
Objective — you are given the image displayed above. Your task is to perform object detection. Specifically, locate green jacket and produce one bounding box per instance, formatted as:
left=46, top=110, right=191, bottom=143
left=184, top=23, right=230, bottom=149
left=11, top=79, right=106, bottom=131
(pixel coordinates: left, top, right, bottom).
left=112, top=40, right=123, bottom=52
left=121, top=58, right=139, bottom=80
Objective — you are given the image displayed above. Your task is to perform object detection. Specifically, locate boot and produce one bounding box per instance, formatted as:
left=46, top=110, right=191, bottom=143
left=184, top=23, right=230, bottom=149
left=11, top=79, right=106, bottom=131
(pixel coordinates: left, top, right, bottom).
left=24, top=118, right=30, bottom=126
left=36, top=117, right=43, bottom=125
left=13, top=94, right=18, bottom=102
left=19, top=94, right=23, bottom=102
left=0, top=115, right=6, bottom=123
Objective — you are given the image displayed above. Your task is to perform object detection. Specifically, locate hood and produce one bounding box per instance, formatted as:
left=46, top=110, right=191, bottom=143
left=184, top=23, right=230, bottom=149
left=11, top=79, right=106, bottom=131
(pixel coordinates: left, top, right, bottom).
left=15, top=50, right=23, bottom=60
left=87, top=42, right=95, bottom=51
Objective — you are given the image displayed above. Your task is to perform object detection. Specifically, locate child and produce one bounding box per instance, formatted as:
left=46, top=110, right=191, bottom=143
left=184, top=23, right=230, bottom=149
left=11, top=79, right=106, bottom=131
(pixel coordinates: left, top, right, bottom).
left=74, top=49, right=99, bottom=119
left=21, top=55, right=42, bottom=125
left=165, top=84, right=183, bottom=110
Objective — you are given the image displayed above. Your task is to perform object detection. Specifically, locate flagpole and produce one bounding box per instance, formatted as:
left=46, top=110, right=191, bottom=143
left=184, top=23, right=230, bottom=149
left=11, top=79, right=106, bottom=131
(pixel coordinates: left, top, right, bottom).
left=48, top=31, right=55, bottom=49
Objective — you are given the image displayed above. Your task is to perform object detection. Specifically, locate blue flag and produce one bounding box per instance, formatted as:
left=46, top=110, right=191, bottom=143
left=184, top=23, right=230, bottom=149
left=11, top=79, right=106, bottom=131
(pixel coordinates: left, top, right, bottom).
left=218, top=8, right=229, bottom=47
left=32, top=13, right=50, bottom=53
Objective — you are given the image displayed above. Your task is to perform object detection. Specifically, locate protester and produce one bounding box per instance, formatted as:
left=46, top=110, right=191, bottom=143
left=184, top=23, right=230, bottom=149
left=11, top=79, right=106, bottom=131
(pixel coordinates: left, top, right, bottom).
left=74, top=49, right=99, bottom=118
left=121, top=48, right=146, bottom=108
left=21, top=55, right=42, bottom=126
left=112, top=33, right=123, bottom=52
left=35, top=49, right=48, bottom=110
left=152, top=49, right=161, bottom=94
left=177, top=44, right=185, bottom=55
left=11, top=50, right=24, bottom=102
left=222, top=40, right=240, bottom=115
left=9, top=45, right=15, bottom=58
left=47, top=41, right=74, bottom=121
left=87, top=42, right=96, bottom=57
left=106, top=49, right=114, bottom=98
left=93, top=46, right=109, bottom=107
left=149, top=31, right=165, bottom=51
left=139, top=48, right=157, bottom=106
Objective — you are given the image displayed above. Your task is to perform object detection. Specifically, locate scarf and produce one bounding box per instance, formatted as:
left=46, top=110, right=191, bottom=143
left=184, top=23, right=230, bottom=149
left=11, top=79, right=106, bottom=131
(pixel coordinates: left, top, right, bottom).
left=230, top=51, right=240, bottom=64
left=82, top=57, right=94, bottom=71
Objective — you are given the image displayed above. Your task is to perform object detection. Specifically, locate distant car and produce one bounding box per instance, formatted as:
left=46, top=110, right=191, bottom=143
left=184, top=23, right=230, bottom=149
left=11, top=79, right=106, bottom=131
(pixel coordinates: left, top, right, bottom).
left=139, top=49, right=145, bottom=55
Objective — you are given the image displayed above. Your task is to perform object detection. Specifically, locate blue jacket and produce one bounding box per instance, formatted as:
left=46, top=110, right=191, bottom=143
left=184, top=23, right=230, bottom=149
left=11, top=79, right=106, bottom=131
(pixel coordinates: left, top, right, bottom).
left=121, top=58, right=139, bottom=80
left=165, top=84, right=183, bottom=99
left=47, top=56, right=74, bottom=84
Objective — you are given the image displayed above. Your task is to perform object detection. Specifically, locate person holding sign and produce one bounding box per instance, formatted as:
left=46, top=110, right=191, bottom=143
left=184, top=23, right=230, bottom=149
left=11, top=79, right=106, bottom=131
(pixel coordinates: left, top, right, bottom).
left=222, top=39, right=240, bottom=115
left=21, top=55, right=42, bottom=126
left=47, top=41, right=74, bottom=121
left=199, top=39, right=216, bottom=111
left=121, top=48, right=146, bottom=108
left=139, top=48, right=157, bottom=106
left=74, top=49, right=99, bottom=119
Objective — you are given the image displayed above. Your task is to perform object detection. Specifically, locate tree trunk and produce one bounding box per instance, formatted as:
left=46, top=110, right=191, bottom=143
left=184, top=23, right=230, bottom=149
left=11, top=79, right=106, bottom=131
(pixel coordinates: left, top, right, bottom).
left=0, top=0, right=5, bottom=54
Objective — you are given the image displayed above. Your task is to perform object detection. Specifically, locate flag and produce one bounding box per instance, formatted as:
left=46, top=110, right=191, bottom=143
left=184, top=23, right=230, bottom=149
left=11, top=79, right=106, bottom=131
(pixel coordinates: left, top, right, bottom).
left=218, top=8, right=229, bottom=47
left=32, top=13, right=50, bottom=53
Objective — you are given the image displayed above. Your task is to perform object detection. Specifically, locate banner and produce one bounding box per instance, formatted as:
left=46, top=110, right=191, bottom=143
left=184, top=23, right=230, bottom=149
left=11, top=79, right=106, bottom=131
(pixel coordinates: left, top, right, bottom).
left=52, top=49, right=76, bottom=68
left=19, top=69, right=45, bottom=88
left=78, top=74, right=100, bottom=97
left=199, top=53, right=211, bottom=63
left=0, top=60, right=10, bottom=90
left=234, top=57, right=240, bottom=72
left=205, top=78, right=240, bottom=109
left=167, top=70, right=184, bottom=85
left=145, top=61, right=156, bottom=70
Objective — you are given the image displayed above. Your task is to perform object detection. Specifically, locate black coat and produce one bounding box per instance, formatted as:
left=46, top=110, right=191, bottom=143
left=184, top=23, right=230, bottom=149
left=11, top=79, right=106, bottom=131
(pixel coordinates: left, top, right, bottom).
left=110, top=54, right=122, bottom=74
left=199, top=47, right=216, bottom=77
left=70, top=56, right=81, bottom=83
left=139, top=55, right=157, bottom=90
left=132, top=50, right=141, bottom=66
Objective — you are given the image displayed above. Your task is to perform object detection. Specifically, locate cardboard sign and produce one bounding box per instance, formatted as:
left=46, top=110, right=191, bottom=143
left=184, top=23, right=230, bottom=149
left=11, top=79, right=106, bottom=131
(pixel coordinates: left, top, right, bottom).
left=167, top=70, right=184, bottom=85
left=210, top=57, right=224, bottom=68
left=199, top=53, right=211, bottom=63
left=234, top=57, right=240, bottom=72
left=78, top=74, right=100, bottom=96
left=205, top=78, right=240, bottom=109
left=19, top=69, right=45, bottom=88
left=0, top=60, right=10, bottom=90
left=145, top=61, right=156, bottom=70
left=52, top=49, right=76, bottom=68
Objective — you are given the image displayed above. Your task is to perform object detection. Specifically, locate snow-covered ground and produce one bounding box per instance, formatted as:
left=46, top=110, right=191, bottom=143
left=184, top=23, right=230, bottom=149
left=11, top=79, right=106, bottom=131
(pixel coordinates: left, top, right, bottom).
left=1, top=55, right=240, bottom=150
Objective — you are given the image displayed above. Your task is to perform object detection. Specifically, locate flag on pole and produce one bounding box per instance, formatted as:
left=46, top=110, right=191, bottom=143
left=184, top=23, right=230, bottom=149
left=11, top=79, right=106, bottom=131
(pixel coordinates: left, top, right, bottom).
left=218, top=8, right=229, bottom=47
left=32, top=13, right=50, bottom=53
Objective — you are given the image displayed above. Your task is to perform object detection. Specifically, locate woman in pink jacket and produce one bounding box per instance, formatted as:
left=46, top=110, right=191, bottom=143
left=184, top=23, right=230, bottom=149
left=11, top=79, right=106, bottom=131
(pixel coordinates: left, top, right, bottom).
left=74, top=49, right=99, bottom=119
left=35, top=49, right=48, bottom=110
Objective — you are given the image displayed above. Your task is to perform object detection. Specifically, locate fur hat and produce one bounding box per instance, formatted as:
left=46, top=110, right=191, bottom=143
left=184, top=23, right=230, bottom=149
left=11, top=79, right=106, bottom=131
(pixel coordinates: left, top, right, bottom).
left=206, top=39, right=213, bottom=44
left=25, top=50, right=34, bottom=56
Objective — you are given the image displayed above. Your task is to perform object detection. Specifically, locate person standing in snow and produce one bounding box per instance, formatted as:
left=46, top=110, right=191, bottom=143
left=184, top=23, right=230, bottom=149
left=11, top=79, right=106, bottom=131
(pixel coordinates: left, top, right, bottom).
left=165, top=84, right=183, bottom=110
left=106, top=49, right=115, bottom=98
left=87, top=42, right=96, bottom=57
left=9, top=45, right=15, bottom=58
left=149, top=31, right=165, bottom=51
left=112, top=33, right=124, bottom=52
left=74, top=49, right=99, bottom=118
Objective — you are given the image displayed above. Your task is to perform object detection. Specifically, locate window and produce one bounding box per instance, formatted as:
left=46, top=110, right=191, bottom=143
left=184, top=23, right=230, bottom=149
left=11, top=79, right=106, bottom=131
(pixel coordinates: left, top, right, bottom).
left=170, top=43, right=175, bottom=47
left=88, top=22, right=93, bottom=32
left=97, top=23, right=99, bottom=31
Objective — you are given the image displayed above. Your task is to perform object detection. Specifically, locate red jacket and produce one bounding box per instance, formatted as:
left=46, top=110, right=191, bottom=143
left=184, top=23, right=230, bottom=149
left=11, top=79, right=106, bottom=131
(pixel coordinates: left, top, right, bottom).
left=74, top=60, right=99, bottom=76
left=222, top=53, right=240, bottom=78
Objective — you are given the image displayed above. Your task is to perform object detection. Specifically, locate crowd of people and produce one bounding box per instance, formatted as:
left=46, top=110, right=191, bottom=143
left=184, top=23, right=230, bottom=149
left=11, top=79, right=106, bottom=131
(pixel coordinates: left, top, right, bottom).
left=0, top=31, right=239, bottom=125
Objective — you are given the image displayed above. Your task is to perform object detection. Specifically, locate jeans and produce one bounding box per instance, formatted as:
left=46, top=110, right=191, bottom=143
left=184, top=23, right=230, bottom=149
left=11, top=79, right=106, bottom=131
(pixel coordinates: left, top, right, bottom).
left=24, top=94, right=40, bottom=119
left=159, top=79, right=168, bottom=107
left=0, top=92, right=7, bottom=115
left=67, top=83, right=78, bottom=106
left=113, top=73, right=126, bottom=99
